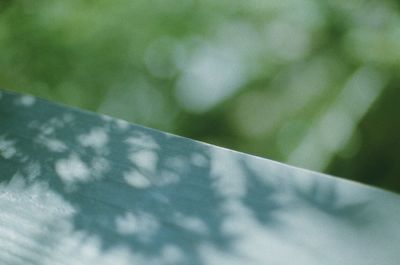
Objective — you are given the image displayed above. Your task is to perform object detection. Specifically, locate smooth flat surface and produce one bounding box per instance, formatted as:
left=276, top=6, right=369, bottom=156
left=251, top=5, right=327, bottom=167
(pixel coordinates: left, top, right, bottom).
left=0, top=90, right=399, bottom=265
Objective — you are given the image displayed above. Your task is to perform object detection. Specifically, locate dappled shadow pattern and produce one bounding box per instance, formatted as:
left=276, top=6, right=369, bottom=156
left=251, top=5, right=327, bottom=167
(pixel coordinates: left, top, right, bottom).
left=0, top=91, right=230, bottom=264
left=1, top=90, right=400, bottom=265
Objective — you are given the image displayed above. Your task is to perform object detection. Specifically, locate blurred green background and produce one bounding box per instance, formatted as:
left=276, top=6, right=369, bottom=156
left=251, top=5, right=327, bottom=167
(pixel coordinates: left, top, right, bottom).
left=1, top=0, right=399, bottom=193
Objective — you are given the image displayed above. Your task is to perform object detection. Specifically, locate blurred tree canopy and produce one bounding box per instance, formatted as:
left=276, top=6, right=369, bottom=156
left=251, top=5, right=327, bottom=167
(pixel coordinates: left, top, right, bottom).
left=1, top=0, right=399, bottom=192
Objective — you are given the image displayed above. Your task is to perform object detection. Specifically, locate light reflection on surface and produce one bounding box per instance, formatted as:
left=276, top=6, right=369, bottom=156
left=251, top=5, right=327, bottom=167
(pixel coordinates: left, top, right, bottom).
left=0, top=90, right=400, bottom=265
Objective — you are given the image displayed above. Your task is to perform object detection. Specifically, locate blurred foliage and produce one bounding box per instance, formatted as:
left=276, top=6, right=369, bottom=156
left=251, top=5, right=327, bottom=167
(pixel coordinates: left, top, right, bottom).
left=1, top=0, right=399, bottom=192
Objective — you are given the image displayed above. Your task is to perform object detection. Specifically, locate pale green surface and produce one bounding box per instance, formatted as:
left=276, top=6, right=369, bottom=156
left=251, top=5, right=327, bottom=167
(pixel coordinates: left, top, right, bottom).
left=1, top=90, right=400, bottom=265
